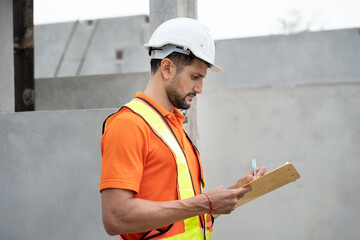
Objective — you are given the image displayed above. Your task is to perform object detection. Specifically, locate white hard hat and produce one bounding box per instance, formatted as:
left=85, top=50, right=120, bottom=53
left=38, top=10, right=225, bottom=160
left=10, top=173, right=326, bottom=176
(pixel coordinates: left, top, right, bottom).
left=144, top=18, right=222, bottom=73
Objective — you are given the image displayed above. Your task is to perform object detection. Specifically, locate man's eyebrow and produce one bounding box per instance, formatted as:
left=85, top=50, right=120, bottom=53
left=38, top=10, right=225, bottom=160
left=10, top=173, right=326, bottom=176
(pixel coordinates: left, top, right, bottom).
left=193, top=72, right=205, bottom=78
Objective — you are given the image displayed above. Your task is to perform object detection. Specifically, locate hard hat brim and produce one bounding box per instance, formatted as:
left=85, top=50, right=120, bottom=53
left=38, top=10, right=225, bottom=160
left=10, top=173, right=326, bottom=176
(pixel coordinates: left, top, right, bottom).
left=209, top=64, right=223, bottom=73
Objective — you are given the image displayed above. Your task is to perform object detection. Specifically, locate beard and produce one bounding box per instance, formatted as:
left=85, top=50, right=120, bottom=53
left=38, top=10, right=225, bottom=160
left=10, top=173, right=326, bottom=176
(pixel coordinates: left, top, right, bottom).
left=165, top=75, right=196, bottom=110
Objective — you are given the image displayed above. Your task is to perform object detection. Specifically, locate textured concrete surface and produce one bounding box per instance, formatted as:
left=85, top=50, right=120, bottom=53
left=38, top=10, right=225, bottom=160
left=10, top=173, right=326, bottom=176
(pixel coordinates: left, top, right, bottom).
left=2, top=83, right=359, bottom=239
left=35, top=72, right=149, bottom=110
left=34, top=26, right=360, bottom=152
left=56, top=20, right=97, bottom=77
left=149, top=0, right=197, bottom=33
left=0, top=109, right=118, bottom=240
left=35, top=28, right=360, bottom=110
left=80, top=16, right=150, bottom=76
left=198, top=84, right=360, bottom=239
left=0, top=0, right=15, bottom=112
left=36, top=23, right=360, bottom=85
left=35, top=22, right=75, bottom=78
left=2, top=16, right=360, bottom=239
left=34, top=15, right=150, bottom=78
left=205, top=28, right=360, bottom=90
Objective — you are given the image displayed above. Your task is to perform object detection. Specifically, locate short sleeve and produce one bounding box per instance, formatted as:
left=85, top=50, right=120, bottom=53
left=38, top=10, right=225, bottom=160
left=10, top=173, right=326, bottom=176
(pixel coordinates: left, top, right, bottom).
left=100, top=112, right=148, bottom=193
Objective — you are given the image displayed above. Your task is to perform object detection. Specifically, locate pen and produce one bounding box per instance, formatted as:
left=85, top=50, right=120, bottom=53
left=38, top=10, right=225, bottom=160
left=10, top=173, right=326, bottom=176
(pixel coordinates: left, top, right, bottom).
left=252, top=159, right=257, bottom=177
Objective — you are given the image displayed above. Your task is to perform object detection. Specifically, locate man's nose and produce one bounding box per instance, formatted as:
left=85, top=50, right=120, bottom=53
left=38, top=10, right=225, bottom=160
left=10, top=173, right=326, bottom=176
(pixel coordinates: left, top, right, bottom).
left=193, top=80, right=203, bottom=94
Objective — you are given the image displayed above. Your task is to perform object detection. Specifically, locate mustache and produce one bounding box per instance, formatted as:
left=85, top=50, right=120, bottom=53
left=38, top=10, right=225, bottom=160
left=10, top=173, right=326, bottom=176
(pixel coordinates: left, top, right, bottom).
left=186, top=92, right=197, bottom=97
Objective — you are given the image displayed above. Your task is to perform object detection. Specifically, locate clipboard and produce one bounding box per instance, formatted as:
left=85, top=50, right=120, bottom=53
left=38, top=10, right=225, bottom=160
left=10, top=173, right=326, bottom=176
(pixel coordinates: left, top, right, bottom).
left=236, top=162, right=300, bottom=207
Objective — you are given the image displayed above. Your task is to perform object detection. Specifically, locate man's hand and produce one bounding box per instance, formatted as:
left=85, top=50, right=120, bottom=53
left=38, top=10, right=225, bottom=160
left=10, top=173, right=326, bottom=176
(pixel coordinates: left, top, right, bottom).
left=204, top=166, right=267, bottom=215
left=230, top=166, right=267, bottom=189
left=204, top=186, right=251, bottom=214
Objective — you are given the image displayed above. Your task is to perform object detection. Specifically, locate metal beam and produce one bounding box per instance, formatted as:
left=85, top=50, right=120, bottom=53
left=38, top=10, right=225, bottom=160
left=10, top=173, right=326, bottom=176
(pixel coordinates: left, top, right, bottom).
left=13, top=0, right=35, bottom=111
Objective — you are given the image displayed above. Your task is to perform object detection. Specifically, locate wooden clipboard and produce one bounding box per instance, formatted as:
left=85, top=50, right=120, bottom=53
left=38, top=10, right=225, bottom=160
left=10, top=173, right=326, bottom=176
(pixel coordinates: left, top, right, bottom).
left=236, top=162, right=300, bottom=207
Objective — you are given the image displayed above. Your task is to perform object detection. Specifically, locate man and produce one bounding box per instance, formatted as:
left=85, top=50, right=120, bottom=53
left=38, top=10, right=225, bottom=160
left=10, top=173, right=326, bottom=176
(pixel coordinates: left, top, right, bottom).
left=100, top=18, right=266, bottom=240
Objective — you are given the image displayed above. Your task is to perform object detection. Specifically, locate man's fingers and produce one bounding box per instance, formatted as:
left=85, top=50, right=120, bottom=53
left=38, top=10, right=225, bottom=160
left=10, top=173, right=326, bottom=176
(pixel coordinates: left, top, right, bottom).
left=256, top=166, right=267, bottom=178
left=236, top=174, right=254, bottom=187
left=241, top=186, right=252, bottom=193
left=232, top=186, right=251, bottom=199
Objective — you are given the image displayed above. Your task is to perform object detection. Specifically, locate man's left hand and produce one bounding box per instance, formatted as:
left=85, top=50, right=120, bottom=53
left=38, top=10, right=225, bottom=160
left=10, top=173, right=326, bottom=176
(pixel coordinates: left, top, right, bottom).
left=229, top=166, right=267, bottom=189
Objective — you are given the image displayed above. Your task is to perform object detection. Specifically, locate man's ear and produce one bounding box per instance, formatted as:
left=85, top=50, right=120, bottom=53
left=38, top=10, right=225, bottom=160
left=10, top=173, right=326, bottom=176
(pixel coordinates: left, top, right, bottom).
left=160, top=58, right=175, bottom=80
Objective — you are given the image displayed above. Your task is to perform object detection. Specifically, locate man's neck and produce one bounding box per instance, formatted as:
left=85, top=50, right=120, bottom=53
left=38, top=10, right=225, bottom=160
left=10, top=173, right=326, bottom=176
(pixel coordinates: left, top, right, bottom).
left=144, top=76, right=174, bottom=113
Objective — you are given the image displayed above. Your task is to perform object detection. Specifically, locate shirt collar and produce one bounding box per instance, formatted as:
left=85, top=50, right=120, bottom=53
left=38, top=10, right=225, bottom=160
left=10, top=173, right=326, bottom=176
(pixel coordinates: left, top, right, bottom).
left=135, top=92, right=186, bottom=123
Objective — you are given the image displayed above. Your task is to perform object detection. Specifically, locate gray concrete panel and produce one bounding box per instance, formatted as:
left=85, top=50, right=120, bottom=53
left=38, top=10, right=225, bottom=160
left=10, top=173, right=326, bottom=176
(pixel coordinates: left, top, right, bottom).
left=10, top=16, right=360, bottom=239
left=35, top=19, right=359, bottom=86
left=35, top=72, right=150, bottom=110
left=80, top=15, right=150, bottom=76
left=0, top=0, right=15, bottom=112
left=56, top=61, right=81, bottom=77
left=206, top=28, right=360, bottom=90
left=198, top=84, right=360, bottom=239
left=0, top=109, right=118, bottom=240
left=35, top=15, right=150, bottom=78
left=34, top=22, right=75, bottom=78
left=115, top=46, right=150, bottom=73
left=63, top=21, right=96, bottom=60
left=57, top=20, right=98, bottom=77
left=2, top=83, right=359, bottom=239
left=34, top=28, right=360, bottom=111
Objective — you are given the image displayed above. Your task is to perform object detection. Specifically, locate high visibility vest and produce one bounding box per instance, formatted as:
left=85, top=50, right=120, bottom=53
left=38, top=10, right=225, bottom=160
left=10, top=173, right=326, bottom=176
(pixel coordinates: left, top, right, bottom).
left=117, top=97, right=213, bottom=240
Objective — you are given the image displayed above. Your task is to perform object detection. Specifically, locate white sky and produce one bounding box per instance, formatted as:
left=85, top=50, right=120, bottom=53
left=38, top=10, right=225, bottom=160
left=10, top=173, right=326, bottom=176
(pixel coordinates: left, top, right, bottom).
left=34, top=0, right=360, bottom=40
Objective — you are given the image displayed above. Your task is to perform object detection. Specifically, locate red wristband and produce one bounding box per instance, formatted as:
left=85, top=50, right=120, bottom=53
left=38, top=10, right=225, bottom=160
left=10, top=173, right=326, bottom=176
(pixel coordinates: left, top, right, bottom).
left=203, top=193, right=215, bottom=214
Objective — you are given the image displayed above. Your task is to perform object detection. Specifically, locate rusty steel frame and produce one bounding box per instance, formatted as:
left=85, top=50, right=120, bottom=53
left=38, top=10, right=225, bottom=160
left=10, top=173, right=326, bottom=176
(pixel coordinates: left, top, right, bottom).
left=13, top=0, right=34, bottom=111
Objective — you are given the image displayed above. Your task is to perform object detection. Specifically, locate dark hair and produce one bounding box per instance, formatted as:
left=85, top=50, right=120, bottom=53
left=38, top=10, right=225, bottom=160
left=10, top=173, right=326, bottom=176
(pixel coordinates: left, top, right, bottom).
left=150, top=51, right=211, bottom=74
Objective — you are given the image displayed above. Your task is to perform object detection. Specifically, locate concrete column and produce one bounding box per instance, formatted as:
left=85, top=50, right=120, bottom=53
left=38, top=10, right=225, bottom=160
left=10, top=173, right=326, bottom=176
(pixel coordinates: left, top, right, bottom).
left=149, top=0, right=198, bottom=33
left=0, top=0, right=15, bottom=112
left=149, top=0, right=199, bottom=146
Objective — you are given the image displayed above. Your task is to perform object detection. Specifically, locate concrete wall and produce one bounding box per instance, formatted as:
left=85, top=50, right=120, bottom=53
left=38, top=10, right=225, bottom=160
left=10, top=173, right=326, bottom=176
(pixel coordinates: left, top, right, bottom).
left=79, top=16, right=149, bottom=76
left=206, top=28, right=360, bottom=89
left=35, top=21, right=360, bottom=84
left=1, top=26, right=360, bottom=239
left=0, top=109, right=118, bottom=240
left=35, top=28, right=360, bottom=110
left=198, top=29, right=360, bottom=239
left=0, top=0, right=15, bottom=112
left=35, top=21, right=75, bottom=78
left=35, top=72, right=149, bottom=110
left=2, top=84, right=359, bottom=239
left=34, top=15, right=150, bottom=78
left=196, top=28, right=360, bottom=239
left=198, top=84, right=360, bottom=239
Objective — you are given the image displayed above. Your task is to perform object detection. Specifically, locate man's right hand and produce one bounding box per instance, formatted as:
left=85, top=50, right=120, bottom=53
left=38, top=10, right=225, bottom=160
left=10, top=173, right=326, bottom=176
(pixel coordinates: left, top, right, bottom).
left=204, top=185, right=251, bottom=215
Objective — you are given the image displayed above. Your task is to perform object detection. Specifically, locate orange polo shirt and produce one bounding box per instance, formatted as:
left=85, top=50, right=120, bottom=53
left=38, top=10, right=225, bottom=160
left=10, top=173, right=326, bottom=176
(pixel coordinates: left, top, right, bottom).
left=100, top=91, right=205, bottom=206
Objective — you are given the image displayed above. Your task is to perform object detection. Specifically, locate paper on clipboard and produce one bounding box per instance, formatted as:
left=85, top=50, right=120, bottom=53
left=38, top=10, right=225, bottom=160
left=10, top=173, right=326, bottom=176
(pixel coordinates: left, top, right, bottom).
left=236, top=162, right=301, bottom=207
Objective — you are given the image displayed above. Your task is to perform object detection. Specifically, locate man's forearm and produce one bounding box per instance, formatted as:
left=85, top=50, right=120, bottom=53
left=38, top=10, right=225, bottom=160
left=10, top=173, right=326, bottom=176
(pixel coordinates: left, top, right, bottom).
left=101, top=189, right=209, bottom=235
left=102, top=182, right=255, bottom=236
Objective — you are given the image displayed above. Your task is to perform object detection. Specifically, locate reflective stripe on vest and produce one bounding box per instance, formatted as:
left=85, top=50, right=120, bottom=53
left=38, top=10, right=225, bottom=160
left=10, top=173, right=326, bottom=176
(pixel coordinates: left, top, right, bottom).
left=125, top=99, right=212, bottom=240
